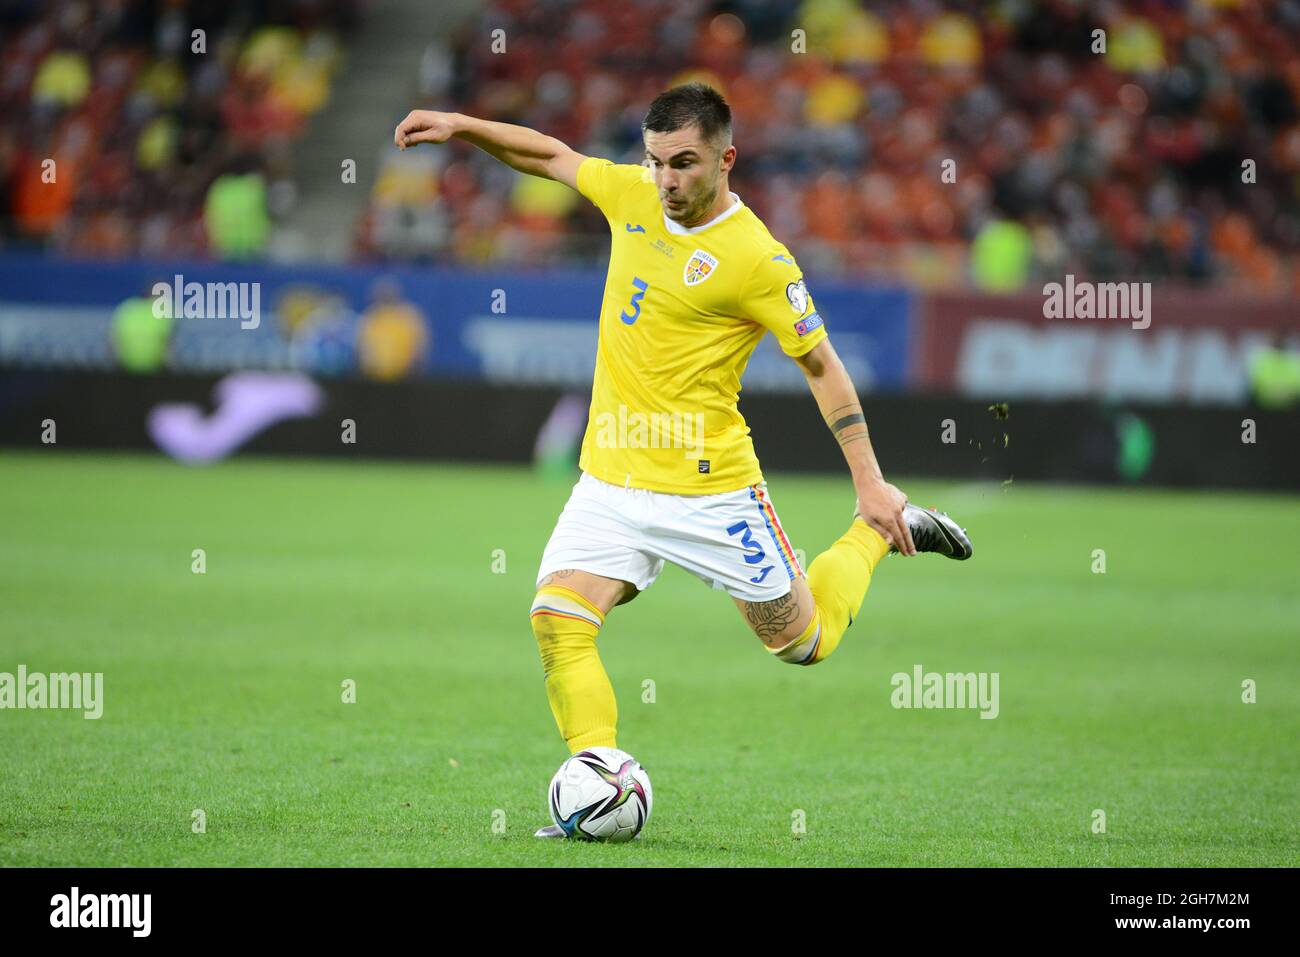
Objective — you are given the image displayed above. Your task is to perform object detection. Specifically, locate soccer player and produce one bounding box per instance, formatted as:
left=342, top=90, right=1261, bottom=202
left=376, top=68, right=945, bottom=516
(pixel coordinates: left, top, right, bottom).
left=395, top=82, right=973, bottom=837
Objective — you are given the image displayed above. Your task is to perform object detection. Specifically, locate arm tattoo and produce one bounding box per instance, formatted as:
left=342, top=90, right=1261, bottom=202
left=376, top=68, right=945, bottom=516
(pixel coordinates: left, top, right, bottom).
left=825, top=404, right=868, bottom=449
left=744, top=591, right=800, bottom=642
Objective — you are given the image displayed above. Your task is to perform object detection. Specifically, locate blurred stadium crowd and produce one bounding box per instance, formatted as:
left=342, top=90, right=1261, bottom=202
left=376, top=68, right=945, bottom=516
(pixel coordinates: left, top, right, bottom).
left=0, top=0, right=359, bottom=259
left=2, top=0, right=1298, bottom=293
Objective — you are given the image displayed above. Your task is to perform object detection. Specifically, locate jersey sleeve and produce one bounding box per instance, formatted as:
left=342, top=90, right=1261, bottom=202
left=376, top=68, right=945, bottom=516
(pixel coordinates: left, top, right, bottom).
left=577, top=157, right=652, bottom=225
left=739, top=248, right=827, bottom=357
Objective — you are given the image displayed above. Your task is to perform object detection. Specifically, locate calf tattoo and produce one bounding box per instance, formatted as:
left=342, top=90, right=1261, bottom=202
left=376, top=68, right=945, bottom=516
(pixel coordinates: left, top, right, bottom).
left=745, top=590, right=800, bottom=643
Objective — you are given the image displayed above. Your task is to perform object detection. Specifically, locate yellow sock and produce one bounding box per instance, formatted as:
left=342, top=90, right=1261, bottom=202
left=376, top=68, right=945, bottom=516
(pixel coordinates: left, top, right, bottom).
left=531, top=585, right=617, bottom=753
left=768, top=520, right=890, bottom=666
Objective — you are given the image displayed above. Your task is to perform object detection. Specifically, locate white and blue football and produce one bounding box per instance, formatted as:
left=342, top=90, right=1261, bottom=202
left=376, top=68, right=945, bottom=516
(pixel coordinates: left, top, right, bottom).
left=547, top=747, right=652, bottom=842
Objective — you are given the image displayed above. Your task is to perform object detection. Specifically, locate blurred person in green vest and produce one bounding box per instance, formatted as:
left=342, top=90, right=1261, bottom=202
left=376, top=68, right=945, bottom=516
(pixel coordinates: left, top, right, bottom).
left=204, top=165, right=271, bottom=260
left=1249, top=347, right=1300, bottom=409
left=971, top=216, right=1033, bottom=292
left=112, top=290, right=174, bottom=372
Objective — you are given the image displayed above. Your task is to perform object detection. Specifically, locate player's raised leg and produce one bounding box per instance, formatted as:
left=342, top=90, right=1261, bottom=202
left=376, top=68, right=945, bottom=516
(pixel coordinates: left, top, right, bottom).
left=732, top=336, right=971, bottom=664
left=733, top=515, right=890, bottom=666
left=735, top=502, right=972, bottom=666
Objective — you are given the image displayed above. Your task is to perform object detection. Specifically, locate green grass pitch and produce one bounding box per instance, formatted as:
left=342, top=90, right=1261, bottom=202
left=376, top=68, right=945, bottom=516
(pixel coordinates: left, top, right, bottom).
left=1, top=451, right=1296, bottom=866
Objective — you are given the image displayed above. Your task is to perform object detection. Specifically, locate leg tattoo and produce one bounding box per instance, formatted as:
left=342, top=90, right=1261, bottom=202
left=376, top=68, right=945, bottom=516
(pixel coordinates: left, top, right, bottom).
left=744, top=590, right=800, bottom=645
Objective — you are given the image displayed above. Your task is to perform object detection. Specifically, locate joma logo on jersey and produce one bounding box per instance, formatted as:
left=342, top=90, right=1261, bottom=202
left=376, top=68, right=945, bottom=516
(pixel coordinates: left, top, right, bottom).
left=684, top=249, right=719, bottom=286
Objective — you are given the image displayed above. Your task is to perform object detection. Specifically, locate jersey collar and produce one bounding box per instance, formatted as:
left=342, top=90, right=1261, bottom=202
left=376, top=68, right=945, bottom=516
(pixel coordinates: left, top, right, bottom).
left=662, top=192, right=743, bottom=235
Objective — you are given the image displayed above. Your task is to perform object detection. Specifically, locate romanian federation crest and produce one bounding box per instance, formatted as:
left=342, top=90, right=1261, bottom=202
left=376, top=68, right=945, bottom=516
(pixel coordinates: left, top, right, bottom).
left=684, top=249, right=719, bottom=286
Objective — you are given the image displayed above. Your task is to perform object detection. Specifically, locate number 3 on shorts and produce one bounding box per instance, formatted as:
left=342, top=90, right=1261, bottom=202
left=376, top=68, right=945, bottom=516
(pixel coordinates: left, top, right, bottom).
left=726, top=520, right=766, bottom=565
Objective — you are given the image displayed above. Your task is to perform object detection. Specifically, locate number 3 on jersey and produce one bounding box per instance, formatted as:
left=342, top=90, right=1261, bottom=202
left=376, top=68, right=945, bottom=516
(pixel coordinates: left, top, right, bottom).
left=620, top=277, right=649, bottom=326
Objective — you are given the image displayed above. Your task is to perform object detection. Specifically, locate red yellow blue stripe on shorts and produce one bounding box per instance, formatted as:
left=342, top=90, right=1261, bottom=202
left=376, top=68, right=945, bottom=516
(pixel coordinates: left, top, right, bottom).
left=749, top=484, right=803, bottom=581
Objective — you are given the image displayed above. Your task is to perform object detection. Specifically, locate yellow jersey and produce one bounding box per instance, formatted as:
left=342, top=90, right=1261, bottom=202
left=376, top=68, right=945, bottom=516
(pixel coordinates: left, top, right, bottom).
left=575, top=156, right=828, bottom=494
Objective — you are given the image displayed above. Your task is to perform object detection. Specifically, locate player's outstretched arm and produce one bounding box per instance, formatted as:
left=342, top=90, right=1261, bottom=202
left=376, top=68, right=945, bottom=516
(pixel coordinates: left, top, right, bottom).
left=393, top=110, right=587, bottom=189
left=794, top=339, right=917, bottom=556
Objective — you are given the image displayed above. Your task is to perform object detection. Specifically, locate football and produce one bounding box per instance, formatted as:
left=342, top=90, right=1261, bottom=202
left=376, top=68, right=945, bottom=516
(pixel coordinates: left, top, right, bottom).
left=547, top=747, right=653, bottom=842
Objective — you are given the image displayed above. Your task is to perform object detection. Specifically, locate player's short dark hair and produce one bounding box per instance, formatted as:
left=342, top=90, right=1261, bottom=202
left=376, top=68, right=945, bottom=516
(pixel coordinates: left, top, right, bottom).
left=642, top=82, right=732, bottom=153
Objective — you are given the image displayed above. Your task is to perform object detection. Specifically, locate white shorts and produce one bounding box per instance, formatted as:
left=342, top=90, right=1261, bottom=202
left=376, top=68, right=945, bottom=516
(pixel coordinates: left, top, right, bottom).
left=536, top=471, right=805, bottom=603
